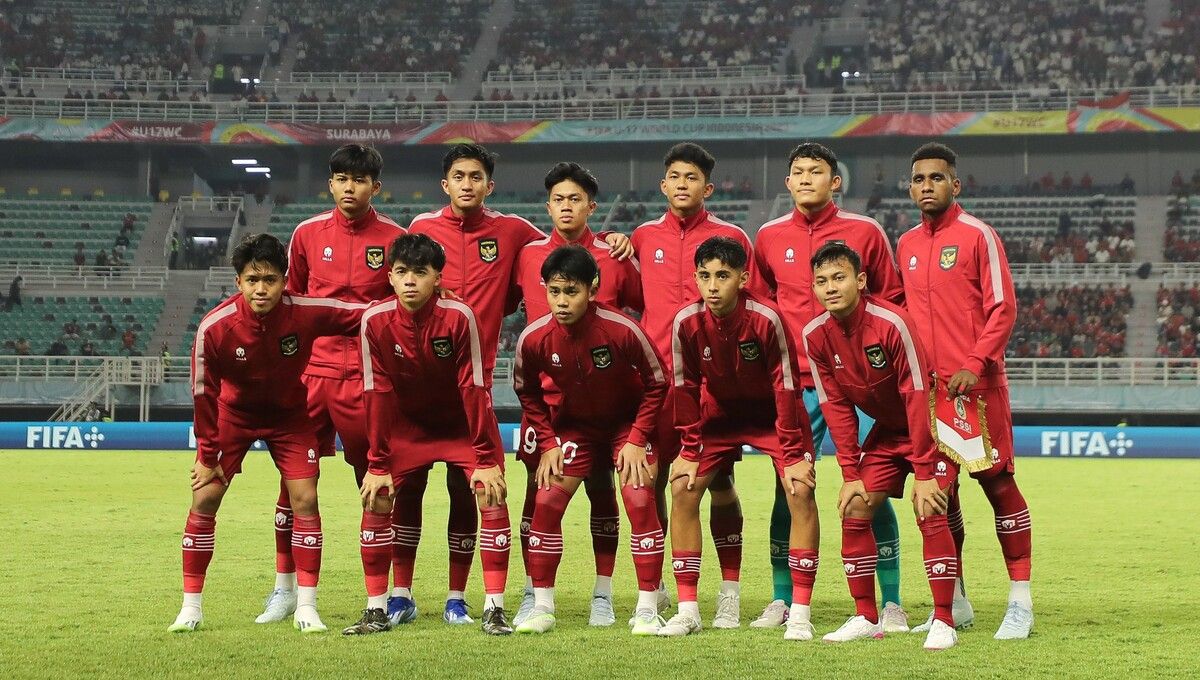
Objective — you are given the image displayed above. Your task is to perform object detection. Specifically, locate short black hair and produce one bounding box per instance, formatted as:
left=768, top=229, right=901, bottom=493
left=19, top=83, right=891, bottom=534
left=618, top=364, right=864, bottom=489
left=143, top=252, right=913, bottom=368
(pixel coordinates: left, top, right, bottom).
left=231, top=233, right=288, bottom=276
left=694, top=236, right=747, bottom=270
left=329, top=144, right=383, bottom=181
left=442, top=143, right=496, bottom=178
left=544, top=162, right=599, bottom=200
left=540, top=244, right=598, bottom=288
left=664, top=142, right=715, bottom=180
left=810, top=241, right=862, bottom=275
left=388, top=233, right=446, bottom=271
left=788, top=141, right=839, bottom=175
left=911, top=142, right=957, bottom=169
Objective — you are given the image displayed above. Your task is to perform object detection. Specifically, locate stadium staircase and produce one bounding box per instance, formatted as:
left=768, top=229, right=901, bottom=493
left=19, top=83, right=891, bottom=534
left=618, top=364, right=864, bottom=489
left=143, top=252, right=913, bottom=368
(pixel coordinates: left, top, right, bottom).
left=147, top=270, right=210, bottom=363
left=132, top=203, right=178, bottom=268
left=1126, top=196, right=1172, bottom=357
left=449, top=0, right=516, bottom=100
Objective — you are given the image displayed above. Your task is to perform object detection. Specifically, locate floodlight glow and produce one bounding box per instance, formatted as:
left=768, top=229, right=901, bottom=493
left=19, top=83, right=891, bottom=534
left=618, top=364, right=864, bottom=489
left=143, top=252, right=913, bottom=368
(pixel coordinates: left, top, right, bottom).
left=245, top=167, right=271, bottom=173
left=231, top=159, right=258, bottom=165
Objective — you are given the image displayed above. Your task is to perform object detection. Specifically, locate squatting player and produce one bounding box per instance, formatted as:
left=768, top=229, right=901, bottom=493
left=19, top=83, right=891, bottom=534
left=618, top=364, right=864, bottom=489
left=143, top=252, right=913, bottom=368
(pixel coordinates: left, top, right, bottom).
left=801, top=242, right=960, bottom=650
left=898, top=142, right=1033, bottom=639
left=171, top=233, right=366, bottom=634
left=512, top=163, right=644, bottom=627
left=660, top=237, right=819, bottom=640
left=753, top=141, right=909, bottom=630
left=258, top=144, right=404, bottom=625
left=513, top=245, right=667, bottom=635
left=631, top=143, right=768, bottom=626
left=349, top=233, right=513, bottom=636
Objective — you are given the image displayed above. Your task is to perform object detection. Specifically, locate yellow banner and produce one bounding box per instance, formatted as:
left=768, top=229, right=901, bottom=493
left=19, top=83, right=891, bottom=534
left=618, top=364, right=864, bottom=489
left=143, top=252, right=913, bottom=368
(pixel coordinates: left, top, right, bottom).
left=1144, top=107, right=1200, bottom=131
left=959, top=111, right=1070, bottom=135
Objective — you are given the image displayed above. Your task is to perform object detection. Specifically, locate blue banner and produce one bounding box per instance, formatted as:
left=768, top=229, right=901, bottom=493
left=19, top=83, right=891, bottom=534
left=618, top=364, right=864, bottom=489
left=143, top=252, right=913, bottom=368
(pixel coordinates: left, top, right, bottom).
left=0, top=422, right=1195, bottom=459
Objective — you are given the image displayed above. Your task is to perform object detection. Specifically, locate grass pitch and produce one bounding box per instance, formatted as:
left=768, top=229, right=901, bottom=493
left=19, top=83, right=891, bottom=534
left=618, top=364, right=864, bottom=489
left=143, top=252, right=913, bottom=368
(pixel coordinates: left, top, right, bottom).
left=0, top=451, right=1195, bottom=679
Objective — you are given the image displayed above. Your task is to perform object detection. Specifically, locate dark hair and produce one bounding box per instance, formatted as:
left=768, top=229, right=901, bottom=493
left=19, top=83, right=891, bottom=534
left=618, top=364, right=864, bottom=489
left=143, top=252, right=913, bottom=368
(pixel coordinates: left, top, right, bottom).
left=387, top=233, right=446, bottom=271
left=442, top=143, right=496, bottom=178
left=540, top=244, right=598, bottom=287
left=911, top=142, right=957, bottom=169
left=788, top=141, right=839, bottom=175
left=329, top=144, right=383, bottom=181
left=231, top=233, right=288, bottom=276
left=544, top=162, right=599, bottom=200
left=664, top=142, right=715, bottom=180
left=694, top=236, right=747, bottom=270
left=810, top=241, right=862, bottom=275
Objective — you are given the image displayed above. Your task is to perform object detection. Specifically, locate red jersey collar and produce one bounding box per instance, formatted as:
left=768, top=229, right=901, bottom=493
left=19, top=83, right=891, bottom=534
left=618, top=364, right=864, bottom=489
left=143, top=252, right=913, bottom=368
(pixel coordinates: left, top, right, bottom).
left=921, top=202, right=963, bottom=233
left=705, top=292, right=748, bottom=332
left=834, top=294, right=871, bottom=335
left=234, top=292, right=288, bottom=326
left=550, top=225, right=594, bottom=247
left=441, top=204, right=488, bottom=231
left=554, top=303, right=598, bottom=337
left=791, top=201, right=839, bottom=231
left=332, top=205, right=378, bottom=232
left=664, top=208, right=710, bottom=233
left=392, top=295, right=438, bottom=327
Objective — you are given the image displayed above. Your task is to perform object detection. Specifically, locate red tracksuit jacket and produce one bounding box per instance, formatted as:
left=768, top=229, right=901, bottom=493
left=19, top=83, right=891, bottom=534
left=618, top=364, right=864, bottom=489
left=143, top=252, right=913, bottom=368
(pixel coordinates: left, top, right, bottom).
left=671, top=292, right=811, bottom=465
left=516, top=226, right=644, bottom=321
left=191, top=293, right=366, bottom=466
left=896, top=202, right=1017, bottom=389
left=359, top=296, right=503, bottom=476
left=801, top=295, right=938, bottom=481
left=409, top=205, right=545, bottom=380
left=286, top=206, right=406, bottom=380
left=631, top=208, right=767, bottom=363
left=514, top=303, right=668, bottom=454
left=754, top=202, right=904, bottom=387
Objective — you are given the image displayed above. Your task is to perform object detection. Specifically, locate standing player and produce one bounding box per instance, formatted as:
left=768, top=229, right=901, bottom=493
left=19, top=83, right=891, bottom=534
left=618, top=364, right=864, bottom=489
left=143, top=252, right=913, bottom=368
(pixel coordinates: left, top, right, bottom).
left=802, top=242, right=960, bottom=650
left=898, top=142, right=1033, bottom=639
left=659, top=237, right=819, bottom=640
left=631, top=143, right=767, bottom=626
left=404, top=144, right=632, bottom=625
left=171, top=233, right=366, bottom=634
left=752, top=142, right=908, bottom=630
left=348, top=233, right=513, bottom=636
left=513, top=245, right=667, bottom=635
left=512, top=163, right=644, bottom=627
left=257, top=144, right=406, bottom=626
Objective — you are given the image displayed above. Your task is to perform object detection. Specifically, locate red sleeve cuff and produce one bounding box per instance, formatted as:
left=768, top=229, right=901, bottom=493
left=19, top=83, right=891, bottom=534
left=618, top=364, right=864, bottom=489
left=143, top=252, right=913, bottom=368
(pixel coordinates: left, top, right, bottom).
left=626, top=428, right=649, bottom=448
left=839, top=462, right=862, bottom=483
left=962, top=357, right=987, bottom=379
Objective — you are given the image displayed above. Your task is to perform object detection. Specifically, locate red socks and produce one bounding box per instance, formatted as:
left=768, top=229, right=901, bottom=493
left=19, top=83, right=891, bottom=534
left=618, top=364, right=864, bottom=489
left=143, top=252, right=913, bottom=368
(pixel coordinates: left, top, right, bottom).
left=671, top=549, right=701, bottom=603
left=982, top=474, right=1033, bottom=581
left=291, top=514, right=322, bottom=588
left=709, top=503, right=743, bottom=582
left=919, top=513, right=959, bottom=627
left=181, top=511, right=216, bottom=593
left=447, top=479, right=478, bottom=593
left=478, top=505, right=510, bottom=596
left=622, top=484, right=664, bottom=591
left=391, top=479, right=424, bottom=589
left=841, top=517, right=878, bottom=622
left=360, top=510, right=393, bottom=598
left=587, top=482, right=620, bottom=580
left=273, top=481, right=295, bottom=574
left=788, top=548, right=819, bottom=606
left=519, top=486, right=535, bottom=573
left=528, top=485, right=571, bottom=588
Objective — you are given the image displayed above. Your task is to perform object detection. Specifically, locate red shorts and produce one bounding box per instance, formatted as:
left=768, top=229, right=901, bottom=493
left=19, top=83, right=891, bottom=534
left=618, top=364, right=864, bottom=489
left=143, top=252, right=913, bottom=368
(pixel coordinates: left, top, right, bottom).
left=858, top=430, right=958, bottom=498
left=968, top=385, right=1015, bottom=480
left=688, top=420, right=791, bottom=479
left=303, top=374, right=369, bottom=470
left=518, top=420, right=656, bottom=477
left=207, top=412, right=321, bottom=482
left=654, top=389, right=682, bottom=467
left=385, top=429, right=504, bottom=486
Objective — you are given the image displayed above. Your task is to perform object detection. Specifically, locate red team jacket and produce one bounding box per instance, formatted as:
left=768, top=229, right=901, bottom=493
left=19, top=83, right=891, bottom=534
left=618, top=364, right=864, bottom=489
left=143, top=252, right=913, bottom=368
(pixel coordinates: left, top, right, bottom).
left=191, top=293, right=366, bottom=466
left=359, top=297, right=504, bottom=476
left=896, top=203, right=1017, bottom=390
left=801, top=296, right=938, bottom=481
left=755, top=202, right=904, bottom=387
left=286, top=206, right=406, bottom=380
left=631, top=209, right=767, bottom=362
left=516, top=226, right=644, bottom=321
left=409, top=206, right=545, bottom=380
left=514, top=303, right=668, bottom=453
left=671, top=292, right=811, bottom=465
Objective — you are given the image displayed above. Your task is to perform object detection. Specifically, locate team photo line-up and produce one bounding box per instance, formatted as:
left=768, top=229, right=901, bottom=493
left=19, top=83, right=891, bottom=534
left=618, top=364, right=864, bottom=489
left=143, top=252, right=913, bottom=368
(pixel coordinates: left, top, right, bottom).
left=175, top=139, right=1034, bottom=651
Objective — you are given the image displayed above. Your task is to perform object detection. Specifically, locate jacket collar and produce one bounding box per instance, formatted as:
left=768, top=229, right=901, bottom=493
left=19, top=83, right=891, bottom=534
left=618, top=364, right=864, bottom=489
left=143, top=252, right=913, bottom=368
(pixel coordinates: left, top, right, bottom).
left=664, top=208, right=710, bottom=233
left=550, top=225, right=594, bottom=247
left=442, top=204, right=488, bottom=231
left=706, top=292, right=747, bottom=332
left=922, top=202, right=963, bottom=234
left=331, top=205, right=377, bottom=232
left=235, top=292, right=288, bottom=327
left=792, top=200, right=839, bottom=231
left=834, top=294, right=870, bottom=335
left=554, top=302, right=598, bottom=337
left=393, top=295, right=438, bottom=327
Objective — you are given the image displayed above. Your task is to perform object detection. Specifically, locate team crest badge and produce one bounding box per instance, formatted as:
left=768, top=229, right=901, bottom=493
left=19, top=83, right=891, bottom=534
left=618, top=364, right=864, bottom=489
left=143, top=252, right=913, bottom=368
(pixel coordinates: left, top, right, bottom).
left=590, top=345, right=613, bottom=369
left=954, top=396, right=967, bottom=420
left=864, top=343, right=887, bottom=369
left=365, top=246, right=385, bottom=270
left=432, top=337, right=453, bottom=358
left=939, top=246, right=959, bottom=270
left=738, top=341, right=762, bottom=361
left=279, top=334, right=300, bottom=357
left=478, top=238, right=499, bottom=263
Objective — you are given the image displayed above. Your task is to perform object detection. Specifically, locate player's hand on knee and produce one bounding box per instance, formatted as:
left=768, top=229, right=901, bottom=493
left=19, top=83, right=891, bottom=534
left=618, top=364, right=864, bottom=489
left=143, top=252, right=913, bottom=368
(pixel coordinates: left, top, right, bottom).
left=190, top=460, right=226, bottom=491
left=536, top=447, right=565, bottom=490
left=669, top=458, right=700, bottom=491
left=360, top=472, right=394, bottom=509
left=783, top=460, right=816, bottom=494
left=616, top=442, right=650, bottom=488
left=837, top=480, right=870, bottom=519
left=604, top=232, right=633, bottom=260
left=472, top=465, right=506, bottom=506
left=912, top=478, right=948, bottom=520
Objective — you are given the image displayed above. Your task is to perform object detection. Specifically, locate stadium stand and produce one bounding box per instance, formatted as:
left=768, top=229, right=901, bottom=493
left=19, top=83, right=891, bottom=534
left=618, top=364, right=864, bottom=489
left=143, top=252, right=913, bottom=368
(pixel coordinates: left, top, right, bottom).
left=1164, top=192, right=1200, bottom=263
left=1157, top=282, right=1200, bottom=357
left=0, top=293, right=163, bottom=356
left=0, top=196, right=152, bottom=268
left=1011, top=283, right=1132, bottom=358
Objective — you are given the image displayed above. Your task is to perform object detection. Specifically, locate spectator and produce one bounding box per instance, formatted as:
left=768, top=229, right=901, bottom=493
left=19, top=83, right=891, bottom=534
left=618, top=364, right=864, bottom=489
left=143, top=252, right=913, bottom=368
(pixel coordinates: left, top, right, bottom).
left=47, top=339, right=69, bottom=356
left=80, top=341, right=99, bottom=356
left=122, top=328, right=137, bottom=353
left=62, top=319, right=81, bottom=341
left=5, top=275, right=22, bottom=311
left=15, top=337, right=31, bottom=355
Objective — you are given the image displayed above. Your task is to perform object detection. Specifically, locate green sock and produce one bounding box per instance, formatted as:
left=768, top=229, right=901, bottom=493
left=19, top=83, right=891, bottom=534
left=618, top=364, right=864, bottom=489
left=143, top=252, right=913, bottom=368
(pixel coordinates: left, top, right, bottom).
left=769, top=481, right=792, bottom=605
left=873, top=498, right=902, bottom=606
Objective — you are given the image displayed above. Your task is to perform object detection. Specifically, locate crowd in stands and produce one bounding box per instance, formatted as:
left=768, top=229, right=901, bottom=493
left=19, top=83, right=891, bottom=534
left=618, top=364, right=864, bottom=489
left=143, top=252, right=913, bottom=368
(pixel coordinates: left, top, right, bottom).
left=1157, top=283, right=1200, bottom=357
left=1164, top=169, right=1200, bottom=262
left=1009, top=283, right=1132, bottom=358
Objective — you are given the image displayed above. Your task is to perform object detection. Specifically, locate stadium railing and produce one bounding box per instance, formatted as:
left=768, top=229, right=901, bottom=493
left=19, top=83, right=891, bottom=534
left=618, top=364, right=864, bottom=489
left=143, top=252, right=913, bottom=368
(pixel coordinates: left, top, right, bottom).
left=1004, top=358, right=1200, bottom=385
left=485, top=65, right=774, bottom=85
left=0, top=265, right=169, bottom=290
left=7, top=86, right=1198, bottom=122
left=0, top=356, right=184, bottom=382
left=288, top=71, right=453, bottom=86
